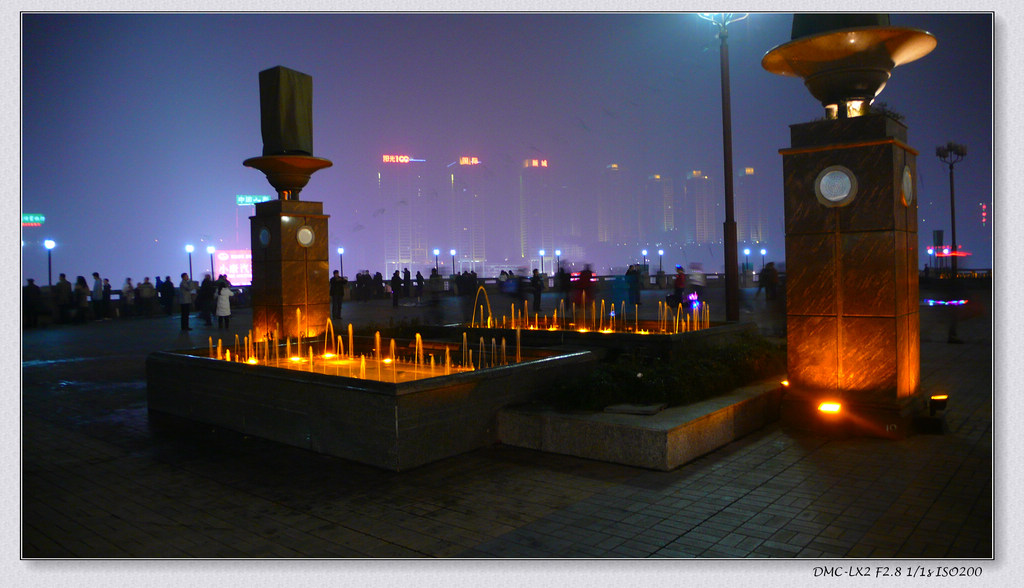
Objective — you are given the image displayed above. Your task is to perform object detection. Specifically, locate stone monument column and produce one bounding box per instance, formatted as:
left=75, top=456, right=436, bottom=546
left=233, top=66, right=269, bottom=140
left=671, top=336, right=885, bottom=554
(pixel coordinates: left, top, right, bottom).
left=762, top=15, right=936, bottom=438
left=244, top=66, right=333, bottom=341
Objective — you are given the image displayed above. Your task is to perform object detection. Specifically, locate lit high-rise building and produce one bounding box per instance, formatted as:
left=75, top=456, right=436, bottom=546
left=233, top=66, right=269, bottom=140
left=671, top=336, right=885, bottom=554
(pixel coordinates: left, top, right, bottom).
left=448, top=156, right=487, bottom=274
left=519, top=158, right=555, bottom=263
left=598, top=163, right=635, bottom=244
left=735, top=167, right=766, bottom=244
left=379, top=153, right=428, bottom=274
left=684, top=170, right=718, bottom=244
left=641, top=173, right=675, bottom=238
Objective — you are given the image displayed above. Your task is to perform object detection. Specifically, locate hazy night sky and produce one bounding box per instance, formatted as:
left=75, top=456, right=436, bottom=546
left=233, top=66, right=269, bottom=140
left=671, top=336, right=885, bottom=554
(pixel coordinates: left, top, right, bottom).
left=20, top=11, right=992, bottom=284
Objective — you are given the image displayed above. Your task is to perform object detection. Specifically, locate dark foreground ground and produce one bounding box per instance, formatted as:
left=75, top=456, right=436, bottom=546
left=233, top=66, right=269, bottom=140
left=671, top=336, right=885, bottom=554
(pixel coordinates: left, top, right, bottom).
left=16, top=283, right=999, bottom=586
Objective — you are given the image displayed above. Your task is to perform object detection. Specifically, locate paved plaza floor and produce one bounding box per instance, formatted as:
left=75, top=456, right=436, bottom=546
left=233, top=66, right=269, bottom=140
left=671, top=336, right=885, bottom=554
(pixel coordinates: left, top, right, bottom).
left=14, top=284, right=1004, bottom=586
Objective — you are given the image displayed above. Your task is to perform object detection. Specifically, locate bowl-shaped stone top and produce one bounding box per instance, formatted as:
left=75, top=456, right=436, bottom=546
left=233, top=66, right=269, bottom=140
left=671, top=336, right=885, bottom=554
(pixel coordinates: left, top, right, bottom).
left=762, top=26, right=936, bottom=106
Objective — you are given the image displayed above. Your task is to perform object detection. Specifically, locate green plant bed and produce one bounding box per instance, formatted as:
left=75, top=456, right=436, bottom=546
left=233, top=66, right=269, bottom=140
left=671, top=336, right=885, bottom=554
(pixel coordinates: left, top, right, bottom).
left=544, top=332, right=786, bottom=411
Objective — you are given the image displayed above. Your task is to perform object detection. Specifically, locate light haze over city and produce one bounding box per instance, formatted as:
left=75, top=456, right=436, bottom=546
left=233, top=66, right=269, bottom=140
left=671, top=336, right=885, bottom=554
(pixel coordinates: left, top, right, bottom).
left=21, top=12, right=992, bottom=285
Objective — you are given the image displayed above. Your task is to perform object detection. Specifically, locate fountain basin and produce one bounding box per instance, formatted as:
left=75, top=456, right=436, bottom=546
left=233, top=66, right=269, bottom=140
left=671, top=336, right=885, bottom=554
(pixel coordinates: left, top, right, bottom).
left=417, top=320, right=759, bottom=361
left=146, top=345, right=595, bottom=471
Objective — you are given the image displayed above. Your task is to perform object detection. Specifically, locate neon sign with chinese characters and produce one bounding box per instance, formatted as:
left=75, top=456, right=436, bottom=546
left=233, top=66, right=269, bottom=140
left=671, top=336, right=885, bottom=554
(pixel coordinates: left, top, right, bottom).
left=382, top=154, right=426, bottom=164
left=459, top=156, right=480, bottom=165
left=215, top=250, right=254, bottom=285
left=21, top=213, right=45, bottom=227
left=524, top=159, right=549, bottom=168
left=236, top=194, right=273, bottom=206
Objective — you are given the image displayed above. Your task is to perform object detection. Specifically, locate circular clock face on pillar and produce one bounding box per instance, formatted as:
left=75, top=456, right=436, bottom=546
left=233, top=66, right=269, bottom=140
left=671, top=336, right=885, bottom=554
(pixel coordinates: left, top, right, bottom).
left=258, top=227, right=271, bottom=247
left=296, top=225, right=315, bottom=247
left=901, top=166, right=914, bottom=206
left=814, top=165, right=857, bottom=207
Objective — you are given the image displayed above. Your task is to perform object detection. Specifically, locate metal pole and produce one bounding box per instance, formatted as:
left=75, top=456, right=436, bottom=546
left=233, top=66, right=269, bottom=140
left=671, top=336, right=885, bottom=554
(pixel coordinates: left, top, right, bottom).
left=47, top=250, right=52, bottom=287
left=948, top=162, right=958, bottom=276
left=188, top=253, right=193, bottom=279
left=719, top=26, right=739, bottom=321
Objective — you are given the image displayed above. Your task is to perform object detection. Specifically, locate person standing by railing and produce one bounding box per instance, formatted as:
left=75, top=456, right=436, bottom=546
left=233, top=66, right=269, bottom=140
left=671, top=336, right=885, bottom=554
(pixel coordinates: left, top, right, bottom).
left=179, top=273, right=196, bottom=331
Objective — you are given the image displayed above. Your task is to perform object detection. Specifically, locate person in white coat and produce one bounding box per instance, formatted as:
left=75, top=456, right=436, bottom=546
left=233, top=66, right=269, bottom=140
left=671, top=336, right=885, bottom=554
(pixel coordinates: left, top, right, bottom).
left=215, top=279, right=234, bottom=329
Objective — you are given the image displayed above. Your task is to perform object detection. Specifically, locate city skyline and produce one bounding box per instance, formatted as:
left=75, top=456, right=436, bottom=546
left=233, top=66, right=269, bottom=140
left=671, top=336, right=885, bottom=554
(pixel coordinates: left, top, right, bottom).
left=21, top=12, right=992, bottom=284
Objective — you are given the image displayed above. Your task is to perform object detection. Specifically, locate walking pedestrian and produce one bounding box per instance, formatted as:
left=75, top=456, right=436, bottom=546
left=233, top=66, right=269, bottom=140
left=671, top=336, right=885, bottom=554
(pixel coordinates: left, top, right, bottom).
left=74, top=276, right=90, bottom=323
left=54, top=273, right=72, bottom=323
left=390, top=270, right=402, bottom=307
left=23, top=278, right=42, bottom=329
left=179, top=272, right=195, bottom=331
left=91, top=272, right=104, bottom=320
left=215, top=278, right=234, bottom=329
left=121, top=278, right=135, bottom=317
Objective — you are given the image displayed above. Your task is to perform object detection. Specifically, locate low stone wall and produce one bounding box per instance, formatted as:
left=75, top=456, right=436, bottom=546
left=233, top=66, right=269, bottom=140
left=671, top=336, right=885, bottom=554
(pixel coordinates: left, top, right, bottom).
left=147, top=347, right=595, bottom=471
left=497, top=379, right=784, bottom=471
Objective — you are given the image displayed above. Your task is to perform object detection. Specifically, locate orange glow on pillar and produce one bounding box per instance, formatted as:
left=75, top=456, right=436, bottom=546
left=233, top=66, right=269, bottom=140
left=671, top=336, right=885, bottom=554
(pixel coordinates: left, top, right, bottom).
left=818, top=402, right=842, bottom=414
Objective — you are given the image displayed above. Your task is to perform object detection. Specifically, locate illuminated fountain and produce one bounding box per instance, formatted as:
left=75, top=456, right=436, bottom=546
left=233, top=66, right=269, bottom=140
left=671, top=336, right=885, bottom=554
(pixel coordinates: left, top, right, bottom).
left=147, top=66, right=594, bottom=471
left=415, top=285, right=754, bottom=362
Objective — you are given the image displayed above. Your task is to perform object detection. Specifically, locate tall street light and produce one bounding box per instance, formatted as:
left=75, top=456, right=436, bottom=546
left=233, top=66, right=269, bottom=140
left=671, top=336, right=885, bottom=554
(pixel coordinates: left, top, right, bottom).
left=641, top=249, right=648, bottom=270
left=44, top=239, right=55, bottom=286
left=936, top=142, right=967, bottom=276
left=207, top=245, right=216, bottom=277
left=433, top=248, right=440, bottom=272
left=539, top=249, right=545, bottom=274
left=450, top=249, right=456, bottom=274
left=337, top=247, right=344, bottom=277
left=555, top=249, right=561, bottom=270
left=743, top=248, right=750, bottom=272
left=760, top=248, right=767, bottom=271
left=185, top=244, right=194, bottom=278
left=658, top=249, right=664, bottom=273
left=699, top=12, right=747, bottom=322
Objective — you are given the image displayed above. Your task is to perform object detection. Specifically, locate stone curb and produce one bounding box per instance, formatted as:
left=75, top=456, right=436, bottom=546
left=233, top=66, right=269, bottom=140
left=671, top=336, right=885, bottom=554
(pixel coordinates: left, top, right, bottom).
left=497, top=377, right=785, bottom=471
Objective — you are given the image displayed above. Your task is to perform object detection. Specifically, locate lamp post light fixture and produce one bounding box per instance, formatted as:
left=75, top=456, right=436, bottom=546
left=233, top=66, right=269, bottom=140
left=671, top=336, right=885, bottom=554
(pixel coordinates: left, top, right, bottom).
left=555, top=249, right=561, bottom=270
left=338, top=247, right=344, bottom=277
left=760, top=248, right=767, bottom=271
left=658, top=249, right=664, bottom=273
left=743, top=248, right=750, bottom=272
left=185, top=244, right=194, bottom=278
left=44, top=239, right=55, bottom=286
left=641, top=249, right=648, bottom=270
left=207, top=246, right=216, bottom=277
left=936, top=142, right=967, bottom=276
left=450, top=249, right=456, bottom=274
left=539, top=249, right=545, bottom=274
left=698, top=12, right=747, bottom=322
left=433, top=248, right=440, bottom=272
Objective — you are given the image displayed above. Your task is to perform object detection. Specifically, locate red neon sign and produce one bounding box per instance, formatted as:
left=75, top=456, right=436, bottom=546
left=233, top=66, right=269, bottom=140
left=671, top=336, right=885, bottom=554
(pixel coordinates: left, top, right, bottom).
left=524, top=159, right=549, bottom=168
left=459, top=156, right=480, bottom=165
left=215, top=250, right=254, bottom=285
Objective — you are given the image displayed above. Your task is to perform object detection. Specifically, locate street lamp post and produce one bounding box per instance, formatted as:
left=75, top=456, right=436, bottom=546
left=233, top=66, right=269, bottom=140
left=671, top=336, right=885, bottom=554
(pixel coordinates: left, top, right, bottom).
left=641, top=249, right=648, bottom=270
left=338, top=247, right=344, bottom=277
left=658, top=249, right=664, bottom=273
left=743, top=248, right=750, bottom=273
left=555, top=249, right=561, bottom=270
left=185, top=244, right=194, bottom=278
left=433, top=248, right=440, bottom=272
left=44, top=239, right=55, bottom=286
left=936, top=142, right=967, bottom=276
left=450, top=249, right=456, bottom=274
left=539, top=249, right=545, bottom=274
left=207, top=246, right=216, bottom=277
left=699, top=12, right=747, bottom=322
left=760, top=248, right=766, bottom=271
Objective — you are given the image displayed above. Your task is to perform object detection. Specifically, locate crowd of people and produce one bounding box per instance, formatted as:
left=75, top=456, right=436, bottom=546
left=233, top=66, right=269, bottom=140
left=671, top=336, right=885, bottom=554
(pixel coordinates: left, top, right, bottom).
left=25, top=262, right=784, bottom=331
left=22, top=271, right=239, bottom=331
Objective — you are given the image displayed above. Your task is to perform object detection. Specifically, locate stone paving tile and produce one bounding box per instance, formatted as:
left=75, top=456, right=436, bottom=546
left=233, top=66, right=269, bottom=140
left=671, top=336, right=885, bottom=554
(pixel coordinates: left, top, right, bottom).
left=21, top=289, right=994, bottom=563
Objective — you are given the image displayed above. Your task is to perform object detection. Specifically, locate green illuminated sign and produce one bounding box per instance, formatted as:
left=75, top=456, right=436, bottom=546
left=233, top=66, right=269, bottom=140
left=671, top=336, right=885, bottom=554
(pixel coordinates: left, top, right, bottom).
left=236, top=194, right=273, bottom=206
left=21, top=213, right=45, bottom=226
